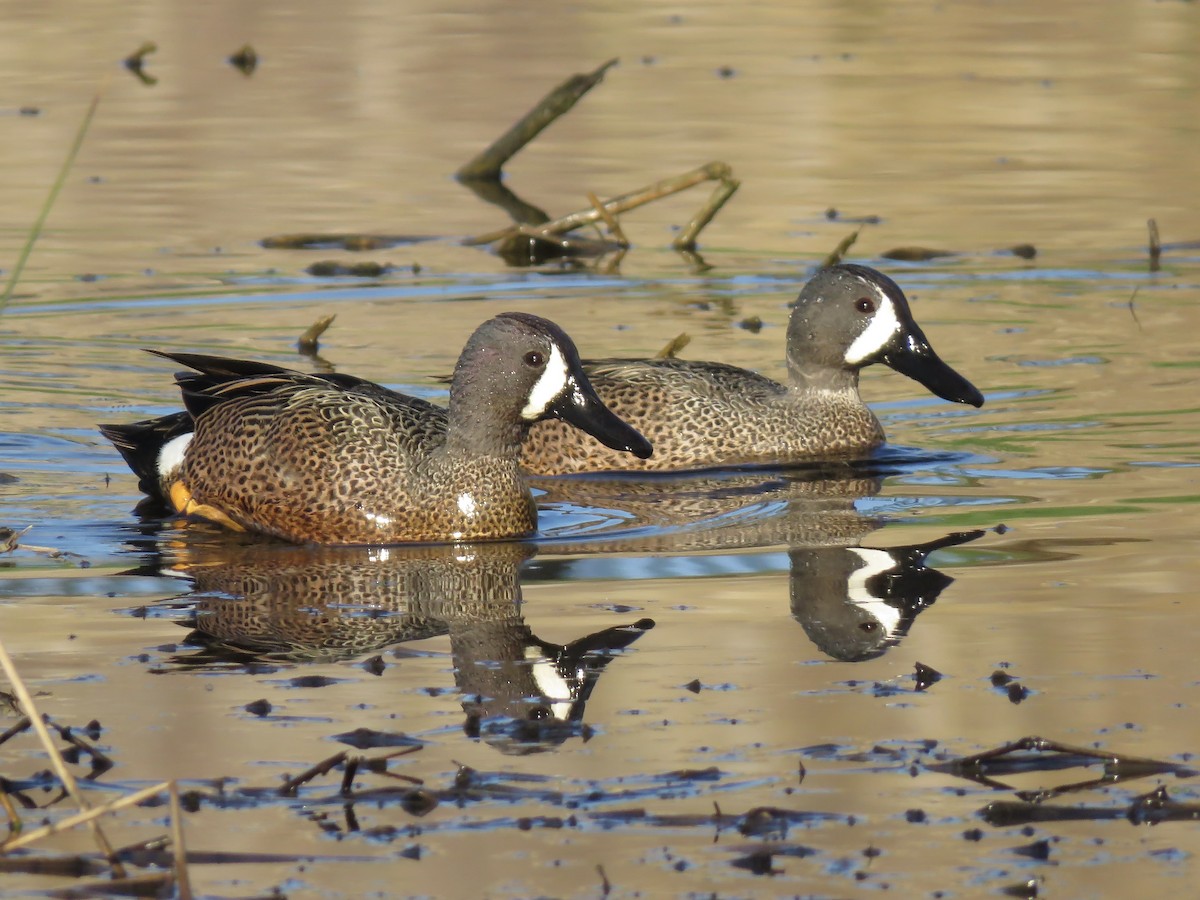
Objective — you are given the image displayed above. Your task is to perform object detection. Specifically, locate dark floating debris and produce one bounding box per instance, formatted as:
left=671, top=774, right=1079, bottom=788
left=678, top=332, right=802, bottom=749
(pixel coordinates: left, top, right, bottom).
left=306, top=261, right=404, bottom=278
left=930, top=735, right=1199, bottom=815
left=913, top=661, right=942, bottom=691
left=737, top=315, right=763, bottom=333
left=263, top=233, right=434, bottom=251
left=881, top=246, right=956, bottom=262
left=227, top=44, right=258, bottom=76
left=123, top=41, right=158, bottom=86
left=1009, top=243, right=1037, bottom=260
left=1148, top=218, right=1161, bottom=272
left=243, top=698, right=271, bottom=717
left=331, top=728, right=422, bottom=751
left=1012, top=837, right=1052, bottom=860
left=1001, top=877, right=1041, bottom=899
left=825, top=208, right=881, bottom=225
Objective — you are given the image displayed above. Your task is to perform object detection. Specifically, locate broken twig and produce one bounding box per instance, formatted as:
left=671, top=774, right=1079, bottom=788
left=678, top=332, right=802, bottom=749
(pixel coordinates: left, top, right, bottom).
left=456, top=59, right=618, bottom=182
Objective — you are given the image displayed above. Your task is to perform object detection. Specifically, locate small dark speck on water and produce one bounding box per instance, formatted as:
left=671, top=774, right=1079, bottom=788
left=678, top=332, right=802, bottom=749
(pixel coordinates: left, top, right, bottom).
left=716, top=66, right=736, bottom=79
left=737, top=316, right=763, bottom=333
left=905, top=809, right=927, bottom=823
left=289, top=675, right=338, bottom=688
left=1007, top=683, right=1029, bottom=704
left=19, top=106, right=40, bottom=116
left=245, top=698, right=272, bottom=717
left=1013, top=838, right=1052, bottom=861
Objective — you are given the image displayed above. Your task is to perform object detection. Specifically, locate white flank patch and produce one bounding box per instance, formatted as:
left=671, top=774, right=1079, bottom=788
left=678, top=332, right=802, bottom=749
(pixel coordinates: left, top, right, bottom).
left=525, top=647, right=575, bottom=720
left=844, top=293, right=901, bottom=365
left=157, top=433, right=192, bottom=480
left=847, top=548, right=904, bottom=638
left=520, top=343, right=570, bottom=420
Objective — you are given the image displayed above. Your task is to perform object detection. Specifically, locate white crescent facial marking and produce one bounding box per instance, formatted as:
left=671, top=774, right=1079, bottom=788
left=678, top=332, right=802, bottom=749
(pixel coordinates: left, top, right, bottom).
left=157, top=433, right=192, bottom=480
left=520, top=343, right=570, bottom=420
left=844, top=291, right=901, bottom=365
left=847, top=548, right=904, bottom=638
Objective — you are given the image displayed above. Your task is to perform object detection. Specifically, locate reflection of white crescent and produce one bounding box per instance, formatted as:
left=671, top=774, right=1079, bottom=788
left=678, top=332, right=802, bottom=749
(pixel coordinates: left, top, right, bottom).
left=525, top=647, right=575, bottom=721
left=848, top=547, right=904, bottom=638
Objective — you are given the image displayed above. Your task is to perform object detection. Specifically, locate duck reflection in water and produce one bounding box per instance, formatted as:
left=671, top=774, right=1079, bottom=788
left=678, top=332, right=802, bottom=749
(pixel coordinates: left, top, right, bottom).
left=136, top=537, right=653, bottom=754
left=533, top=463, right=986, bottom=662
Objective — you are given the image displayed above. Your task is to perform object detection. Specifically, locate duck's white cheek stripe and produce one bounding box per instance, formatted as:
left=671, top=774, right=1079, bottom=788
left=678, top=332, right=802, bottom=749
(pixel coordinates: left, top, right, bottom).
left=521, top=344, right=570, bottom=419
left=844, top=296, right=901, bottom=365
left=157, top=433, right=192, bottom=479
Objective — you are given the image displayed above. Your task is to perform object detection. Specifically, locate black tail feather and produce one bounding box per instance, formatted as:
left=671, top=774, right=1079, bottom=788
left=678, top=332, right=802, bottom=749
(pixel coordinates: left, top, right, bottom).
left=99, top=411, right=192, bottom=500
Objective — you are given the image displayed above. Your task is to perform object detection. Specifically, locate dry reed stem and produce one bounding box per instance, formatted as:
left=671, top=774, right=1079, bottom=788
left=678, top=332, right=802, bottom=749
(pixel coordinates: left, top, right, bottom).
left=0, top=781, right=167, bottom=854
left=169, top=781, right=193, bottom=899
left=672, top=176, right=741, bottom=251
left=0, top=89, right=104, bottom=313
left=0, top=640, right=124, bottom=875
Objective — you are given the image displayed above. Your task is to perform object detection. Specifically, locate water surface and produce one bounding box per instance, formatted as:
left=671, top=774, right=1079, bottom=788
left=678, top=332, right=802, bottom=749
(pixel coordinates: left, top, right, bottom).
left=3, top=1, right=1200, bottom=897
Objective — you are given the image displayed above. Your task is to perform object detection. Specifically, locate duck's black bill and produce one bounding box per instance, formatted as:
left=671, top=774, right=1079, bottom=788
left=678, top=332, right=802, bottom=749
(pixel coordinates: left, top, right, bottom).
left=883, top=331, right=985, bottom=408
left=550, top=377, right=654, bottom=459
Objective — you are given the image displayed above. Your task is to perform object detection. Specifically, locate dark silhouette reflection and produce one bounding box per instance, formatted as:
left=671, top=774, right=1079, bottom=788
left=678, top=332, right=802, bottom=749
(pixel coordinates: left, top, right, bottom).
left=533, top=463, right=986, bottom=661
left=133, top=538, right=653, bottom=753
left=789, top=530, right=982, bottom=661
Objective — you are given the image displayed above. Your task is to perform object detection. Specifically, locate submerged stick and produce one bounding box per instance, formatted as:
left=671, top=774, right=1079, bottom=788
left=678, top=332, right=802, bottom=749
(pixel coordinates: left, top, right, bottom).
left=1148, top=218, right=1161, bottom=272
left=298, top=314, right=336, bottom=354
left=456, top=59, right=618, bottom=182
left=535, top=162, right=734, bottom=237
left=168, top=781, right=193, bottom=900
left=672, top=175, right=740, bottom=251
left=821, top=229, right=861, bottom=269
left=0, top=90, right=103, bottom=313
left=0, top=641, right=124, bottom=875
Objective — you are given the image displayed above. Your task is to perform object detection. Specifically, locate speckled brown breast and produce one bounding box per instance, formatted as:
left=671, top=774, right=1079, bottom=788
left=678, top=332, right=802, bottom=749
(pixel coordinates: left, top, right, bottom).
left=179, top=383, right=536, bottom=544
left=521, top=359, right=884, bottom=475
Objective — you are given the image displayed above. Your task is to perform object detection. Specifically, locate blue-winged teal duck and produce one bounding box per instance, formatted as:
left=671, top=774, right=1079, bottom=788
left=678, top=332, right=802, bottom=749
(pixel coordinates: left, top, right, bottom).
left=521, top=264, right=984, bottom=474
left=100, top=312, right=652, bottom=544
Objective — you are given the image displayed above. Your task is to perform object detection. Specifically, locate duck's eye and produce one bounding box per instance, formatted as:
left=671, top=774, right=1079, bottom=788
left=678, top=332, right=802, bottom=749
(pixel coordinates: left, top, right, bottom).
left=523, top=350, right=545, bottom=367
left=855, top=297, right=875, bottom=314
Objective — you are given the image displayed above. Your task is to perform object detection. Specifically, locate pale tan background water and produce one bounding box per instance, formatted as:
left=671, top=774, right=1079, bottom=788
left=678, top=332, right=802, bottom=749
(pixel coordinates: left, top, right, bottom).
left=2, top=1, right=1200, bottom=897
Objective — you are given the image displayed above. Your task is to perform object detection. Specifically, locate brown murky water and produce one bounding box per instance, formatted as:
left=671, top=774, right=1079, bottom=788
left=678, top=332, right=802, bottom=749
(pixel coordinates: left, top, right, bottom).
left=3, top=1, right=1200, bottom=897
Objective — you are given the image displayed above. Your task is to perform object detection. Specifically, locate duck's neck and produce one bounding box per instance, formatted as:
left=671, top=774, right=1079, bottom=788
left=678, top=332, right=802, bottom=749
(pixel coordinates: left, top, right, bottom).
left=445, top=376, right=527, bottom=461
left=786, top=358, right=862, bottom=395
